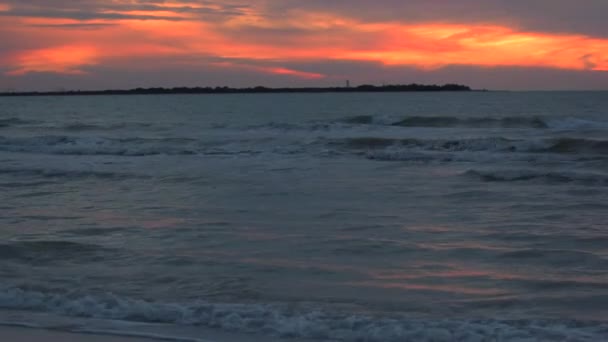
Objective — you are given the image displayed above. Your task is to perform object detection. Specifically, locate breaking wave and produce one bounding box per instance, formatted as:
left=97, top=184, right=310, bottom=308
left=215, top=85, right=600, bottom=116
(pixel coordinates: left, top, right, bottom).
left=1, top=133, right=607, bottom=163
left=2, top=134, right=606, bottom=160
left=0, top=136, right=199, bottom=156
left=331, top=137, right=608, bottom=155
left=465, top=169, right=608, bottom=186
left=0, top=135, right=275, bottom=157
left=391, top=116, right=548, bottom=128
left=0, top=286, right=606, bottom=341
left=338, top=115, right=608, bottom=131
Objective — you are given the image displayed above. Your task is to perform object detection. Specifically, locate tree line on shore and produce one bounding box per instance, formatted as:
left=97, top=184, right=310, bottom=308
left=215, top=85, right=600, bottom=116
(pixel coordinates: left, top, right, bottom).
left=0, top=83, right=472, bottom=97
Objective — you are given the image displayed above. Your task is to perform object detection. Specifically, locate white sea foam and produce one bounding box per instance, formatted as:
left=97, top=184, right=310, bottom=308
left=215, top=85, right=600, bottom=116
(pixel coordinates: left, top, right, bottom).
left=0, top=136, right=201, bottom=156
left=2, top=133, right=606, bottom=165
left=0, top=287, right=606, bottom=341
left=337, top=114, right=608, bottom=132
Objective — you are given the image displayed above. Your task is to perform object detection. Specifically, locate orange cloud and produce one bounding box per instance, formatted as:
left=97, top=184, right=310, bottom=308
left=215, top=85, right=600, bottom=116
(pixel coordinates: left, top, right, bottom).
left=3, top=7, right=608, bottom=78
left=7, top=45, right=98, bottom=75
left=265, top=67, right=324, bottom=79
left=337, top=23, right=608, bottom=71
left=213, top=62, right=324, bottom=79
left=0, top=3, right=9, bottom=12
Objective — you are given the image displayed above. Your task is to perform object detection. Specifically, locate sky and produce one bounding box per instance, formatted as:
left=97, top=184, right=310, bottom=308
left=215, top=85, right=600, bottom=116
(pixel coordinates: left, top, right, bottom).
left=1, top=0, right=607, bottom=91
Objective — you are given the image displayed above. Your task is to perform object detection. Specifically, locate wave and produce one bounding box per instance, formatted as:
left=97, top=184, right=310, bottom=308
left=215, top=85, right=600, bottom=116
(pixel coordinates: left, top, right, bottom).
left=0, top=286, right=606, bottom=341
left=0, top=167, right=144, bottom=180
left=0, top=180, right=56, bottom=188
left=330, top=136, right=608, bottom=156
left=0, top=240, right=111, bottom=263
left=339, top=115, right=608, bottom=131
left=0, top=136, right=199, bottom=156
left=391, top=116, right=549, bottom=128
left=0, top=118, right=154, bottom=131
left=0, top=135, right=275, bottom=157
left=246, top=121, right=344, bottom=132
left=329, top=238, right=420, bottom=256
left=60, top=122, right=152, bottom=131
left=545, top=117, right=608, bottom=131
left=499, top=248, right=607, bottom=267
left=0, top=118, right=38, bottom=128
left=366, top=151, right=452, bottom=162
left=339, top=115, right=376, bottom=125
left=2, top=134, right=607, bottom=160
left=329, top=137, right=520, bottom=152
left=330, top=137, right=400, bottom=149
left=465, top=169, right=608, bottom=186
left=546, top=138, right=608, bottom=154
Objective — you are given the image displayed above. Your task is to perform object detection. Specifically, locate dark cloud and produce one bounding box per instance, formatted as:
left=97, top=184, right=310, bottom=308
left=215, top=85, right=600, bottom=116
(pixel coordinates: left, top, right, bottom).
left=0, top=0, right=248, bottom=21
left=130, top=3, right=246, bottom=17
left=0, top=8, right=185, bottom=21
left=3, top=1, right=608, bottom=37
left=4, top=1, right=607, bottom=36
left=270, top=0, right=608, bottom=37
left=27, top=23, right=118, bottom=29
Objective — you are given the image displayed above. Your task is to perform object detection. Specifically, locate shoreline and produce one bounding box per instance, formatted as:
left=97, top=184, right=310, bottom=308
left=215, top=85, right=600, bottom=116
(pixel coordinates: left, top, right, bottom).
left=0, top=309, right=317, bottom=342
left=0, top=326, right=169, bottom=342
left=0, top=324, right=317, bottom=342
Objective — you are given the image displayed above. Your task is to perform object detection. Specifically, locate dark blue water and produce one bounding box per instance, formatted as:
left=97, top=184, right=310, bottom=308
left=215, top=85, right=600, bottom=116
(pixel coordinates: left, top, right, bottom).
left=1, top=92, right=608, bottom=341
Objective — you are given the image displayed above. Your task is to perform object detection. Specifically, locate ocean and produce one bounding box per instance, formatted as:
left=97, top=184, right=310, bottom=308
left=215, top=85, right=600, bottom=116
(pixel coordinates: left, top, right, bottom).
left=0, top=91, right=607, bottom=341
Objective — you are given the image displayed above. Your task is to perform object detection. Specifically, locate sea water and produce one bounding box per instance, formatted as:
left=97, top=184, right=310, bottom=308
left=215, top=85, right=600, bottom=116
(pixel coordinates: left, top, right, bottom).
left=0, top=92, right=607, bottom=341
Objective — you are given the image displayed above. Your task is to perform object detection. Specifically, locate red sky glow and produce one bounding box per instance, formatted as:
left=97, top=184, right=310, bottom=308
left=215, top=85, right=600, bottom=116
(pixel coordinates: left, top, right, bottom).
left=1, top=0, right=607, bottom=90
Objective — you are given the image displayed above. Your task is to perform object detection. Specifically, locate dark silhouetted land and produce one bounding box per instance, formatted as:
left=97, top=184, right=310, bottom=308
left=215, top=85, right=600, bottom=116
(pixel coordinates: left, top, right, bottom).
left=0, top=84, right=472, bottom=97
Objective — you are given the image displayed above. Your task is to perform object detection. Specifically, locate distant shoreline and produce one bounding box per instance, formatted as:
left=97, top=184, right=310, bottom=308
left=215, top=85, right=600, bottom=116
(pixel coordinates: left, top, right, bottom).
left=0, top=84, right=473, bottom=97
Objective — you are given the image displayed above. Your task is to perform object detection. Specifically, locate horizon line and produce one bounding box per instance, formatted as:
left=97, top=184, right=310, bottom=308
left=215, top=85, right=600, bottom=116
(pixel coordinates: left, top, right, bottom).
left=0, top=83, right=475, bottom=97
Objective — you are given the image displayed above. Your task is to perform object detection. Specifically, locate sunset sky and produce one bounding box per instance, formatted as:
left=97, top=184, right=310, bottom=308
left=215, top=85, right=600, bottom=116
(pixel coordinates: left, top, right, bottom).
left=1, top=0, right=608, bottom=91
